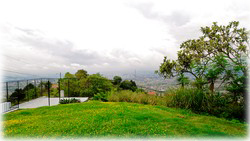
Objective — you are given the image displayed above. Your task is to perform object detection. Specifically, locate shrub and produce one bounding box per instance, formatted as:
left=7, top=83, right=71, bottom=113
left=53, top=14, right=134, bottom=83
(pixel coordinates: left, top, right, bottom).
left=10, top=89, right=26, bottom=101
left=59, top=98, right=81, bottom=104
left=108, top=90, right=164, bottom=106
left=165, top=87, right=207, bottom=111
left=81, top=73, right=113, bottom=97
left=164, top=87, right=245, bottom=121
left=112, top=76, right=122, bottom=85
left=120, top=80, right=137, bottom=92
left=92, top=92, right=109, bottom=102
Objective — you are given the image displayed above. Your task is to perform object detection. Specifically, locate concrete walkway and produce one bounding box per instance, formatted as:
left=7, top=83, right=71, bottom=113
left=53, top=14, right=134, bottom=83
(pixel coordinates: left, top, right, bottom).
left=19, top=96, right=88, bottom=109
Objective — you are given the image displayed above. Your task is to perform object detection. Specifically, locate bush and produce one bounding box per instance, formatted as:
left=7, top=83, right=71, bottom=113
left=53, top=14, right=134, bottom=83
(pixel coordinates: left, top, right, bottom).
left=164, top=87, right=245, bottom=121
left=59, top=98, right=81, bottom=104
left=92, top=92, right=109, bottom=102
left=50, top=88, right=58, bottom=97
left=10, top=89, right=26, bottom=101
left=81, top=73, right=113, bottom=97
left=108, top=90, right=164, bottom=105
left=120, top=80, right=137, bottom=92
left=166, top=87, right=210, bottom=112
left=112, top=76, right=122, bottom=85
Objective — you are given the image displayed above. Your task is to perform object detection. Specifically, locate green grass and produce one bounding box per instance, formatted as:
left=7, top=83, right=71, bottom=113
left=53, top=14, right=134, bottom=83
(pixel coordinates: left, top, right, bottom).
left=2, top=101, right=247, bottom=139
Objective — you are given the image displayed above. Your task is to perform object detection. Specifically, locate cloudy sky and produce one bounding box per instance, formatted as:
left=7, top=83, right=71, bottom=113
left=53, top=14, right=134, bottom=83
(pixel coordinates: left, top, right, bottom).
left=0, top=0, right=249, bottom=79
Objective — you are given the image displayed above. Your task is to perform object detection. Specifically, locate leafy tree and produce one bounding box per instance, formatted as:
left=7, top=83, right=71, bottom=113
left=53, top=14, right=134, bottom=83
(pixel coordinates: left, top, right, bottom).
left=204, top=54, right=226, bottom=92
left=10, top=89, right=25, bottom=101
left=25, top=89, right=36, bottom=99
left=38, top=81, right=52, bottom=90
left=60, top=72, right=79, bottom=97
left=64, top=72, right=75, bottom=78
left=120, top=80, right=137, bottom=92
left=177, top=73, right=189, bottom=88
left=82, top=73, right=113, bottom=97
left=157, top=21, right=249, bottom=96
left=112, top=76, right=122, bottom=85
left=23, top=83, right=38, bottom=99
left=23, top=83, right=35, bottom=91
left=75, top=69, right=88, bottom=79
left=201, top=21, right=248, bottom=99
left=60, top=78, right=79, bottom=97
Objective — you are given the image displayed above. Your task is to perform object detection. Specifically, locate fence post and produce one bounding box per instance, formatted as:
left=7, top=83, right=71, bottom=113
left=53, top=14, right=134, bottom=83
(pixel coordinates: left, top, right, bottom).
left=17, top=81, right=19, bottom=108
left=34, top=79, right=37, bottom=98
left=48, top=80, right=50, bottom=106
left=6, top=82, right=8, bottom=102
left=58, top=79, right=61, bottom=100
left=27, top=80, right=29, bottom=101
left=40, top=78, right=42, bottom=97
left=67, top=79, right=69, bottom=97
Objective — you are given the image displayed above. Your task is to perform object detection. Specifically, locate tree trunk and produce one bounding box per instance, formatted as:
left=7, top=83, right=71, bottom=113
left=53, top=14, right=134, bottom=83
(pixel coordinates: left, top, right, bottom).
left=209, top=81, right=214, bottom=93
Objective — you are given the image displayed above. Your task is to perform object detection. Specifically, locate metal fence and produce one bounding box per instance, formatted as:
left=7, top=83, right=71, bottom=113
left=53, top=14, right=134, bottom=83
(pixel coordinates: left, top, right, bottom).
left=1, top=78, right=84, bottom=113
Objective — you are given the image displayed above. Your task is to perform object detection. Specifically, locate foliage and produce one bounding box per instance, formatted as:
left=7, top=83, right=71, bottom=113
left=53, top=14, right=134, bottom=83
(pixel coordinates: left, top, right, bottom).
left=10, top=89, right=25, bottom=101
left=157, top=21, right=249, bottom=95
left=22, top=83, right=38, bottom=99
left=120, top=80, right=137, bottom=92
left=108, top=90, right=164, bottom=106
left=60, top=78, right=80, bottom=97
left=177, top=73, right=189, bottom=87
left=75, top=69, right=88, bottom=79
left=112, top=76, right=122, bottom=85
left=59, top=98, right=81, bottom=104
left=64, top=72, right=75, bottom=78
left=50, top=88, right=58, bottom=97
left=3, top=101, right=247, bottom=138
left=164, top=87, right=246, bottom=121
left=39, top=81, right=52, bottom=90
left=82, top=73, right=113, bottom=97
left=9, top=84, right=39, bottom=104
left=23, top=83, right=35, bottom=91
left=25, top=89, right=36, bottom=99
left=60, top=70, right=116, bottom=97
left=107, top=87, right=246, bottom=121
left=92, top=92, right=109, bottom=102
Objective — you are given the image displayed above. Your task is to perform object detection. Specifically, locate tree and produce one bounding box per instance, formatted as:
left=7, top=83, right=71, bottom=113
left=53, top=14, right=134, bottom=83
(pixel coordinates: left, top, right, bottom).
left=201, top=21, right=249, bottom=99
left=204, top=54, right=226, bottom=92
left=75, top=69, right=88, bottom=79
left=157, top=21, right=249, bottom=95
left=41, top=81, right=52, bottom=90
left=177, top=73, right=189, bottom=88
left=10, top=89, right=25, bottom=101
left=82, top=73, right=113, bottom=97
left=23, top=83, right=37, bottom=98
left=23, top=83, right=35, bottom=91
left=64, top=72, right=75, bottom=78
left=120, top=80, right=137, bottom=92
left=61, top=72, right=79, bottom=97
left=112, top=76, right=122, bottom=85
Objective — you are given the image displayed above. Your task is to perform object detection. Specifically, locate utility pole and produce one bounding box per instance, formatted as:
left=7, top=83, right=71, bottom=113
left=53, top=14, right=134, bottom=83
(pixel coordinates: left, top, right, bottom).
left=59, top=72, right=61, bottom=100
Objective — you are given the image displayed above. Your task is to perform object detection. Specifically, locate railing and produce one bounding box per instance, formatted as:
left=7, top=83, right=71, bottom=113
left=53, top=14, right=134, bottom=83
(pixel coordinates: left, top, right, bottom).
left=1, top=78, right=87, bottom=113
left=1, top=102, right=11, bottom=113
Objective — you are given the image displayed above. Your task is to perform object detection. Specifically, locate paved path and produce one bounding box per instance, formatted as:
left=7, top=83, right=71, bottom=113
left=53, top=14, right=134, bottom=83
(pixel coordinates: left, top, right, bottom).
left=19, top=96, right=88, bottom=109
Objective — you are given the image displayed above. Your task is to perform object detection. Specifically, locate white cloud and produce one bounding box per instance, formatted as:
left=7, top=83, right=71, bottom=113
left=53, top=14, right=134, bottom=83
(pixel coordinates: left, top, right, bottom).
left=0, top=0, right=249, bottom=79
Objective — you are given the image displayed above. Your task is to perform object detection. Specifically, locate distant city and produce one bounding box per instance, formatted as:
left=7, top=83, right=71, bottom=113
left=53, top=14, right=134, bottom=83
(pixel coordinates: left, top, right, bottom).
left=101, top=71, right=178, bottom=92
left=2, top=70, right=178, bottom=92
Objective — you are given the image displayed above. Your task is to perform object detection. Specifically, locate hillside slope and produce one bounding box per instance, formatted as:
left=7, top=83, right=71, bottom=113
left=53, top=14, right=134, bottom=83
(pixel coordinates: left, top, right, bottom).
left=3, top=101, right=247, bottom=138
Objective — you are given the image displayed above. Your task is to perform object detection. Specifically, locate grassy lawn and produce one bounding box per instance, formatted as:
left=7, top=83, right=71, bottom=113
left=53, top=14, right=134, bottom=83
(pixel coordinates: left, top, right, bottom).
left=2, top=101, right=247, bottom=139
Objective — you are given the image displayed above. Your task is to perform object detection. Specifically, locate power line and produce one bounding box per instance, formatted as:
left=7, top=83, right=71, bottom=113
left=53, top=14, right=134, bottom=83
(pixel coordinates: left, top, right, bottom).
left=2, top=54, right=33, bottom=65
left=3, top=54, right=50, bottom=68
left=2, top=69, right=42, bottom=77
